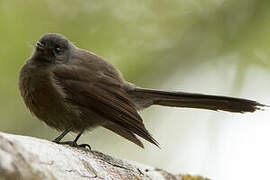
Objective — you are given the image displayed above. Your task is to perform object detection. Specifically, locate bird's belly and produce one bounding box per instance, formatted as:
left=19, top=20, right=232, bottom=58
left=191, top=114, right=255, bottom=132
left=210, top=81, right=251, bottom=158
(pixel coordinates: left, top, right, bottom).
left=26, top=83, right=105, bottom=133
left=19, top=64, right=104, bottom=132
left=25, top=81, right=74, bottom=130
left=20, top=69, right=78, bottom=131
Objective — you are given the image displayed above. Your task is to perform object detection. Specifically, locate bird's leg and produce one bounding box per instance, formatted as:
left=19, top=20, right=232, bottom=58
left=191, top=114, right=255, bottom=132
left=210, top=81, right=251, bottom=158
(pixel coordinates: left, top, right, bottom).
left=53, top=129, right=91, bottom=150
left=52, top=127, right=77, bottom=146
left=73, top=133, right=91, bottom=150
left=53, top=127, right=73, bottom=143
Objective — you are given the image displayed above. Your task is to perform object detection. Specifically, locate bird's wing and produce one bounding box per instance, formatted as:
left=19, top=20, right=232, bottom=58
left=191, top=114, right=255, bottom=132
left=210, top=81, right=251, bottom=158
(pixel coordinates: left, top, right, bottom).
left=53, top=64, right=158, bottom=147
left=103, top=123, right=144, bottom=148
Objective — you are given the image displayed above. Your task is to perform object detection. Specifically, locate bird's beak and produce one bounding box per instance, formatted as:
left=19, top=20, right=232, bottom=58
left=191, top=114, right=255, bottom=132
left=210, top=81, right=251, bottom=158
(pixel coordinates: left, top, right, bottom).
left=36, top=41, right=45, bottom=52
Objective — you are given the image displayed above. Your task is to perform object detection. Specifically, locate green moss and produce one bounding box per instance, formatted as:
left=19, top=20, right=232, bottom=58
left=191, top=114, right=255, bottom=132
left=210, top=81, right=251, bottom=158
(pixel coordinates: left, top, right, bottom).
left=180, top=174, right=211, bottom=180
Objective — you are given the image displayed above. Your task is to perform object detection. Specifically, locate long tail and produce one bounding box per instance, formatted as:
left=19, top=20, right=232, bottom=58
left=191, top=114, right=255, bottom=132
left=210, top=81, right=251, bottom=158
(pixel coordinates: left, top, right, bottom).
left=129, top=87, right=266, bottom=113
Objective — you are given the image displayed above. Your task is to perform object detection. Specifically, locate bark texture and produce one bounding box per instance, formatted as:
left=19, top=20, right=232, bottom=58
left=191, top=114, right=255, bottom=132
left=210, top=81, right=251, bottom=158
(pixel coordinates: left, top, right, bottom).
left=0, top=132, right=191, bottom=180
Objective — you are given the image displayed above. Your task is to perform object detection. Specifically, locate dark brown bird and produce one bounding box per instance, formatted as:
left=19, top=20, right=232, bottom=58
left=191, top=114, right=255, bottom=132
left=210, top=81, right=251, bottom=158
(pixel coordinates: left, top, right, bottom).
left=19, top=33, right=266, bottom=148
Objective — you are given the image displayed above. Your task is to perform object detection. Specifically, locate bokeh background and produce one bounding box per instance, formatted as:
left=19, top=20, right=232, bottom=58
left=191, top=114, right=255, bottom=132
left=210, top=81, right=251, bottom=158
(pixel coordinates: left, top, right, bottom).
left=1, top=0, right=270, bottom=179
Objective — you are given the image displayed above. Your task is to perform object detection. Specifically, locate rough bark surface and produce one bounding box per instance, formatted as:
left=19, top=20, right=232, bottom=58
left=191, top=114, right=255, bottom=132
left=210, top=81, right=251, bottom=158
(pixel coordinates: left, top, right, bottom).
left=0, top=132, right=185, bottom=180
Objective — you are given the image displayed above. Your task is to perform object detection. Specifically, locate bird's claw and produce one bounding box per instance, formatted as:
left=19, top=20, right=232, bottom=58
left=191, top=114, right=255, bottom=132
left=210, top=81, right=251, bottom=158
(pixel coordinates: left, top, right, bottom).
left=53, top=140, right=91, bottom=150
left=78, top=143, right=91, bottom=150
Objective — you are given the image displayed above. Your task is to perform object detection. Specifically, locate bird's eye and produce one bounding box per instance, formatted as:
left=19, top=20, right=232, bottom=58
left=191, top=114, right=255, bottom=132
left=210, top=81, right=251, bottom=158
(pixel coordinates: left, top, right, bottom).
left=55, top=47, right=61, bottom=54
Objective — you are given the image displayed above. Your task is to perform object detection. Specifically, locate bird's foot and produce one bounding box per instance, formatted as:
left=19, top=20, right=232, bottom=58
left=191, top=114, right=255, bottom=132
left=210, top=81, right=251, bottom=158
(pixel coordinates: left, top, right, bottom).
left=53, top=140, right=91, bottom=150
left=77, top=143, right=91, bottom=149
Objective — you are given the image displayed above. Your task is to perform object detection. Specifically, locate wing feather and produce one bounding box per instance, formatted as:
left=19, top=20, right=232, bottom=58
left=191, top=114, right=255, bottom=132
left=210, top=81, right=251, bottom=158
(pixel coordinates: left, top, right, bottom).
left=53, top=65, right=159, bottom=147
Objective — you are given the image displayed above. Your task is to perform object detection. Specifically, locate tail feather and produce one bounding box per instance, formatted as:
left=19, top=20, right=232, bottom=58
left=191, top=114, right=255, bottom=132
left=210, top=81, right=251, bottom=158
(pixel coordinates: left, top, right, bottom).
left=130, top=88, right=266, bottom=113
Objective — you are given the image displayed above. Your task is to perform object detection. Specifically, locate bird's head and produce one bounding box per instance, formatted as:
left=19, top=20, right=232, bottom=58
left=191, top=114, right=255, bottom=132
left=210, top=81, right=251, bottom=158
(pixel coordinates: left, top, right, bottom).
left=33, top=33, right=75, bottom=64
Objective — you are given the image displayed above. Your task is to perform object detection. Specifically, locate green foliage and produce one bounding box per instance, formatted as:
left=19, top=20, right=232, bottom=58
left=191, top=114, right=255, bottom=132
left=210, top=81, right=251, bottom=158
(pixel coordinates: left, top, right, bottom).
left=0, top=0, right=269, bottom=139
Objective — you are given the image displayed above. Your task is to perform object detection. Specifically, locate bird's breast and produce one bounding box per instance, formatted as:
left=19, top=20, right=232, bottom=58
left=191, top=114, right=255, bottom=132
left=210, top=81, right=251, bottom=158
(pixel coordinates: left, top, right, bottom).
left=19, top=63, right=78, bottom=130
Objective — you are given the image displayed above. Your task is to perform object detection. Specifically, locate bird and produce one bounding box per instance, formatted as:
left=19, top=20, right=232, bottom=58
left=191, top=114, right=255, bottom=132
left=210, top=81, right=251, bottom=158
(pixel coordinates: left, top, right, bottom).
left=19, top=33, right=266, bottom=149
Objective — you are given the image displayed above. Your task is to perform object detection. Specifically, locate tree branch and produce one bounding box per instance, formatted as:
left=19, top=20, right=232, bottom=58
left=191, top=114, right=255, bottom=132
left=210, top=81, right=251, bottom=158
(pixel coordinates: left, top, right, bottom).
left=0, top=132, right=209, bottom=180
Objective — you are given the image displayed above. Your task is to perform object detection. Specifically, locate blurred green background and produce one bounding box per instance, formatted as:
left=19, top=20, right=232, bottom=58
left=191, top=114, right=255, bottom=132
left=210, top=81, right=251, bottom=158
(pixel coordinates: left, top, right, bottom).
left=1, top=0, right=270, bottom=179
